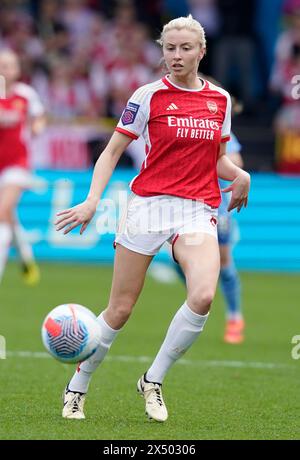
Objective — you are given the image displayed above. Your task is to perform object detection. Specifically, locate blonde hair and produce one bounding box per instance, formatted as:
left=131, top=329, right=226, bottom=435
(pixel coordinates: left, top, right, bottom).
left=158, top=14, right=206, bottom=49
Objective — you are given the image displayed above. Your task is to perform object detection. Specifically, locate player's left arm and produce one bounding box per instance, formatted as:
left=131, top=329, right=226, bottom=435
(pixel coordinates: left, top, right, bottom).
left=228, top=151, right=243, bottom=168
left=217, top=143, right=250, bottom=212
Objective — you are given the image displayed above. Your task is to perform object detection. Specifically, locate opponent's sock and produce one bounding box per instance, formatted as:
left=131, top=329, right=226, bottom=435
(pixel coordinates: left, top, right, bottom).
left=68, top=312, right=120, bottom=393
left=146, top=301, right=209, bottom=383
left=220, top=263, right=242, bottom=320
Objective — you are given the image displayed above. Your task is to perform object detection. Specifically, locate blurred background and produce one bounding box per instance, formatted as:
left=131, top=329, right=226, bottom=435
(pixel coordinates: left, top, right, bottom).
left=1, top=0, right=300, bottom=271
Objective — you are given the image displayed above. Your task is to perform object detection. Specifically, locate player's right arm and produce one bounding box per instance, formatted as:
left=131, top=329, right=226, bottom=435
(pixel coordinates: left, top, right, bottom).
left=55, top=131, right=133, bottom=234
left=56, top=82, right=150, bottom=235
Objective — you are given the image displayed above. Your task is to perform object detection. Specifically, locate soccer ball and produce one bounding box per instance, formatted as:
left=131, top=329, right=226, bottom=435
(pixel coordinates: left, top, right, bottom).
left=41, top=304, right=101, bottom=363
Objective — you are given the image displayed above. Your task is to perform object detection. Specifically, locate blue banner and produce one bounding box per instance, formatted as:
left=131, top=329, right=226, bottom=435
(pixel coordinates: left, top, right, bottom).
left=15, top=170, right=300, bottom=272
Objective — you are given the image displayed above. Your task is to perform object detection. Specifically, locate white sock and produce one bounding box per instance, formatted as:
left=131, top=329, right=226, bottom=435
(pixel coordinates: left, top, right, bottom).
left=12, top=223, right=34, bottom=265
left=68, top=312, right=120, bottom=393
left=146, top=301, right=209, bottom=384
left=0, top=223, right=12, bottom=283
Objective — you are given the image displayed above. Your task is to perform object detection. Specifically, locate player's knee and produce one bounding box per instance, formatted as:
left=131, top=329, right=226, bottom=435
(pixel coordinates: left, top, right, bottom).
left=188, top=289, right=215, bottom=314
left=108, top=297, right=135, bottom=324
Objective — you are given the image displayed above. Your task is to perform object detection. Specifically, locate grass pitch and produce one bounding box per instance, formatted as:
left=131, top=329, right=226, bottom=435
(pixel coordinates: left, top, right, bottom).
left=0, top=262, right=299, bottom=440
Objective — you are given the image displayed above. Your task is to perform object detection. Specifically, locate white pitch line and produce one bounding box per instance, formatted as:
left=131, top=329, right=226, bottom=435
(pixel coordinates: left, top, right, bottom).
left=5, top=351, right=293, bottom=370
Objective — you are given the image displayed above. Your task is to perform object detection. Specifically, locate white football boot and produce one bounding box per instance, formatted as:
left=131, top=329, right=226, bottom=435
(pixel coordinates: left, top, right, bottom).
left=62, top=387, right=86, bottom=419
left=137, top=373, right=168, bottom=422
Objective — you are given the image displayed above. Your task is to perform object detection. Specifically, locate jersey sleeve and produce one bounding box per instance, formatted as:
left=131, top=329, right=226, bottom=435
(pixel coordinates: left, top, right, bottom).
left=115, top=86, right=150, bottom=140
left=27, top=86, right=45, bottom=117
left=221, top=92, right=231, bottom=143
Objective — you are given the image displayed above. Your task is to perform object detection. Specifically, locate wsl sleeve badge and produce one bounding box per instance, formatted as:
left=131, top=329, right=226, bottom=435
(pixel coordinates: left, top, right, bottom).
left=121, top=102, right=140, bottom=125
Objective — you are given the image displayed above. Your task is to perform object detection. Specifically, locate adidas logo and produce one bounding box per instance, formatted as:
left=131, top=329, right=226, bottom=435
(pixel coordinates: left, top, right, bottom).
left=166, top=103, right=179, bottom=110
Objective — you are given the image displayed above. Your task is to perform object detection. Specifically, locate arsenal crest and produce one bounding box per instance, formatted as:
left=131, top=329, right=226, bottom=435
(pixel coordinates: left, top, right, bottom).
left=207, top=101, right=217, bottom=114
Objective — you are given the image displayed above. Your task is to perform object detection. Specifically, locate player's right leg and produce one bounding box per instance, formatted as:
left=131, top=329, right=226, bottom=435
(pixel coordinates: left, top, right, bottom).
left=62, top=244, right=153, bottom=419
left=0, top=183, right=23, bottom=284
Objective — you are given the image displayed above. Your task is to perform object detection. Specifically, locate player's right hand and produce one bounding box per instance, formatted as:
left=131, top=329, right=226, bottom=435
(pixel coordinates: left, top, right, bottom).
left=55, top=198, right=98, bottom=235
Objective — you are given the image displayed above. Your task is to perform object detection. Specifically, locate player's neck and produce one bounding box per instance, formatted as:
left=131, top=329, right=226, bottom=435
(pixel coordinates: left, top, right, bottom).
left=168, top=73, right=202, bottom=90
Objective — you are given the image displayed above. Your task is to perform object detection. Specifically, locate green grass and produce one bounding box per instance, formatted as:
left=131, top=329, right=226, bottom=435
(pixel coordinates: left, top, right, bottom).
left=0, top=262, right=299, bottom=440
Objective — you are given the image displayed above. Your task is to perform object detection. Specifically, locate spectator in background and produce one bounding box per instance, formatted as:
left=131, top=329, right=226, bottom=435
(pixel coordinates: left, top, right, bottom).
left=188, top=0, right=220, bottom=75
left=36, top=0, right=62, bottom=41
left=33, top=57, right=97, bottom=119
left=107, top=42, right=154, bottom=117
left=162, top=0, right=189, bottom=18
left=36, top=0, right=72, bottom=59
left=133, top=0, right=163, bottom=34
left=213, top=0, right=257, bottom=111
left=131, top=23, right=162, bottom=70
left=59, top=0, right=95, bottom=52
left=105, top=5, right=156, bottom=117
left=0, top=10, right=44, bottom=82
left=79, top=13, right=113, bottom=67
left=270, top=2, right=300, bottom=133
left=272, top=0, right=300, bottom=66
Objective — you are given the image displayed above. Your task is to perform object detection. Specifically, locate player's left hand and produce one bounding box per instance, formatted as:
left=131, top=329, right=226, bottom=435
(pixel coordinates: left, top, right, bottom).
left=55, top=197, right=98, bottom=234
left=222, top=171, right=250, bottom=212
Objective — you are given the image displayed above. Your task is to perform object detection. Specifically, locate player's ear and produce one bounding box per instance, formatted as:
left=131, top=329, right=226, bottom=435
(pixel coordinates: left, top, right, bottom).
left=198, top=47, right=206, bottom=62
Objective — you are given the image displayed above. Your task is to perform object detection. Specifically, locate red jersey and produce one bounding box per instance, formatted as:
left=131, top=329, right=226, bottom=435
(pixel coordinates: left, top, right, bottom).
left=116, top=76, right=231, bottom=207
left=0, top=82, right=44, bottom=171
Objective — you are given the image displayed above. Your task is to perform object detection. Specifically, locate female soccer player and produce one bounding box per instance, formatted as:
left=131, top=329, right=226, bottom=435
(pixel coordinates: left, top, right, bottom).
left=56, top=15, right=250, bottom=422
left=0, top=49, right=45, bottom=286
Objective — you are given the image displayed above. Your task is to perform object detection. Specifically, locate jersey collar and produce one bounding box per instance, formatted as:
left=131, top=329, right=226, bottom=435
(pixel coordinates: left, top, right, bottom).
left=162, top=75, right=206, bottom=92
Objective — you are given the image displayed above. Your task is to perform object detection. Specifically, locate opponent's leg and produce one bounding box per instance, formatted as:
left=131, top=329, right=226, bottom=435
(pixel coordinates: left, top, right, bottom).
left=220, top=245, right=244, bottom=344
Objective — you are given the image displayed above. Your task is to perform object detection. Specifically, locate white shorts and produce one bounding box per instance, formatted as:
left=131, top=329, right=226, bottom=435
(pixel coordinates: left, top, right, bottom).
left=115, top=193, right=218, bottom=258
left=0, top=166, right=33, bottom=189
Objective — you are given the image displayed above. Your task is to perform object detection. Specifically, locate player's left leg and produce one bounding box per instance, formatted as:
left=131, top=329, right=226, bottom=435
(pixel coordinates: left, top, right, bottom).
left=12, top=218, right=40, bottom=286
left=219, top=244, right=244, bottom=344
left=0, top=184, right=23, bottom=284
left=140, top=233, right=220, bottom=421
